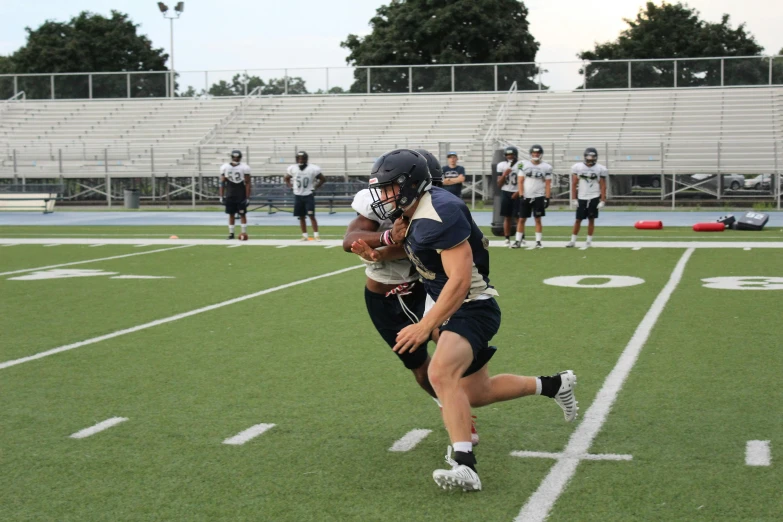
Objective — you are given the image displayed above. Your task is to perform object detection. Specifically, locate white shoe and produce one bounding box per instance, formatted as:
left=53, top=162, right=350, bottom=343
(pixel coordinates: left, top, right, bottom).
left=503, top=239, right=510, bottom=247
left=314, top=237, right=322, bottom=242
left=565, top=241, right=575, bottom=248
left=585, top=242, right=592, bottom=248
left=299, top=237, right=309, bottom=242
left=510, top=241, right=522, bottom=249
left=535, top=241, right=543, bottom=249
left=554, top=370, right=579, bottom=422
left=432, top=446, right=482, bottom=492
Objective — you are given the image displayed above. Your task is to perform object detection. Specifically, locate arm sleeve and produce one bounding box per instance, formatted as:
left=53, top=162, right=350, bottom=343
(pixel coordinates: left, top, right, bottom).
left=496, top=162, right=506, bottom=173
left=545, top=165, right=553, bottom=180
left=571, top=164, right=579, bottom=175
left=600, top=166, right=608, bottom=177
left=351, top=190, right=382, bottom=223
left=244, top=165, right=251, bottom=176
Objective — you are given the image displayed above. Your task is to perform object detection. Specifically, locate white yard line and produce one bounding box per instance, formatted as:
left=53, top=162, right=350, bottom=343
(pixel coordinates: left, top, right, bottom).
left=42, top=244, right=61, bottom=247
left=515, top=248, right=695, bottom=522
left=0, top=245, right=194, bottom=277
left=1, top=243, right=19, bottom=247
left=69, top=417, right=128, bottom=439
left=511, top=450, right=633, bottom=461
left=0, top=264, right=362, bottom=371
left=389, top=429, right=432, bottom=452
left=745, top=440, right=771, bottom=466
left=223, top=423, right=276, bottom=445
left=2, top=238, right=783, bottom=249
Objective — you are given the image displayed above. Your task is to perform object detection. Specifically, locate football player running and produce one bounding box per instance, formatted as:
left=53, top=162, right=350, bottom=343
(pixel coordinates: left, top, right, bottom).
left=285, top=151, right=325, bottom=241
left=513, top=144, right=552, bottom=249
left=219, top=149, right=251, bottom=240
left=355, top=149, right=578, bottom=492
left=567, top=147, right=607, bottom=248
left=496, top=146, right=521, bottom=246
left=344, top=149, right=480, bottom=445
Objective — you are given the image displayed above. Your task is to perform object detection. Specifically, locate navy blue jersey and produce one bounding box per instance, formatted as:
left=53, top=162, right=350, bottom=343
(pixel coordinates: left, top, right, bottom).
left=442, top=165, right=465, bottom=197
left=403, top=187, right=497, bottom=302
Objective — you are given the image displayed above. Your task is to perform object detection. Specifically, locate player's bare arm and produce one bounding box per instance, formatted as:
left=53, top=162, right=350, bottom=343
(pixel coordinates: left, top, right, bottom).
left=244, top=174, right=251, bottom=201
left=315, top=173, right=326, bottom=190
left=219, top=174, right=226, bottom=201
left=350, top=239, right=406, bottom=263
left=571, top=174, right=578, bottom=200
left=545, top=178, right=552, bottom=199
left=394, top=240, right=472, bottom=354
left=284, top=173, right=292, bottom=189
left=342, top=214, right=381, bottom=252
left=600, top=177, right=607, bottom=201
left=497, top=169, right=510, bottom=188
left=390, top=216, right=409, bottom=244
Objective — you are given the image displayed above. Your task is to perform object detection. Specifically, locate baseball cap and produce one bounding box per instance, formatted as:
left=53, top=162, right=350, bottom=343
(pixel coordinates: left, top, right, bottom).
left=446, top=151, right=458, bottom=157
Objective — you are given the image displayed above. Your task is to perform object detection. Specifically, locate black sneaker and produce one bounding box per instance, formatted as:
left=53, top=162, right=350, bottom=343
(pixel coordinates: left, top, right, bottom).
left=510, top=241, right=522, bottom=249
left=535, top=241, right=543, bottom=249
left=227, top=233, right=235, bottom=240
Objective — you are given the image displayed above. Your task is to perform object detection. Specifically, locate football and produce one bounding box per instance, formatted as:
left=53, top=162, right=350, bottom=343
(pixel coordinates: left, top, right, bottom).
left=239, top=233, right=249, bottom=241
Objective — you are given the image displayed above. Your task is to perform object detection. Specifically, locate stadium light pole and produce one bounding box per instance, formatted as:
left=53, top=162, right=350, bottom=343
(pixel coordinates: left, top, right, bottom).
left=158, top=2, right=184, bottom=98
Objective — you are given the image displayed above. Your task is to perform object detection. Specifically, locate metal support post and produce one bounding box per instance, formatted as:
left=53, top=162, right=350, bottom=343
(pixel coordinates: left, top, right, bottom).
left=583, top=62, right=587, bottom=89
left=367, top=68, right=371, bottom=94
left=89, top=74, right=93, bottom=99
left=674, top=60, right=678, bottom=88
left=326, top=68, right=329, bottom=92
left=451, top=66, right=455, bottom=92
left=717, top=141, right=722, bottom=200
left=152, top=174, right=156, bottom=201
left=537, top=64, right=542, bottom=91
left=58, top=149, right=62, bottom=173
left=166, top=175, right=170, bottom=209
left=720, top=59, right=724, bottom=86
left=494, top=65, right=498, bottom=92
left=13, top=75, right=18, bottom=96
left=344, top=145, right=348, bottom=181
left=628, top=61, right=632, bottom=88
left=192, top=175, right=196, bottom=207
left=660, top=143, right=665, bottom=200
left=13, top=149, right=17, bottom=174
left=105, top=149, right=111, bottom=208
left=770, top=56, right=773, bottom=85
left=51, top=75, right=55, bottom=99
left=409, top=67, right=412, bottom=93
left=285, top=69, right=288, bottom=95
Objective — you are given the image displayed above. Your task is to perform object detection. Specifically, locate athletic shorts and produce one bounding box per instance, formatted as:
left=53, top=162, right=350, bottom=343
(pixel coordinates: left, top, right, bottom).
left=519, top=196, right=546, bottom=218
left=294, top=194, right=315, bottom=217
left=364, top=283, right=428, bottom=370
left=440, top=297, right=500, bottom=377
left=499, top=191, right=520, bottom=218
left=576, top=197, right=600, bottom=220
left=224, top=198, right=248, bottom=216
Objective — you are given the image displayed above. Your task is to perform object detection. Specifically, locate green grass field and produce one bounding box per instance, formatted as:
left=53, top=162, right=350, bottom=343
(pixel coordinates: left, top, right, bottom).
left=1, top=226, right=781, bottom=521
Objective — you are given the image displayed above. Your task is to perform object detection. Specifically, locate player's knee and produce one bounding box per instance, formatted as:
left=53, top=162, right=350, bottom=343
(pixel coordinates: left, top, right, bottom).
left=427, top=361, right=459, bottom=391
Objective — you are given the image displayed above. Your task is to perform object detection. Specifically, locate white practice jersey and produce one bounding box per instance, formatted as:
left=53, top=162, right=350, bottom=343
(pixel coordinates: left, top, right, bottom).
left=520, top=160, right=553, bottom=198
left=496, top=160, right=521, bottom=192
left=351, top=189, right=417, bottom=285
left=220, top=162, right=251, bottom=184
left=287, top=164, right=322, bottom=196
left=571, top=162, right=608, bottom=199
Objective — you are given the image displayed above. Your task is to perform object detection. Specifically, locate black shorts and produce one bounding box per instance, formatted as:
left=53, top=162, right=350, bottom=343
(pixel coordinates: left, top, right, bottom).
left=499, top=191, right=520, bottom=218
left=576, top=197, right=600, bottom=220
left=224, top=198, right=248, bottom=216
left=364, top=283, right=429, bottom=370
left=519, top=196, right=546, bottom=218
left=294, top=194, right=315, bottom=217
left=439, top=297, right=500, bottom=377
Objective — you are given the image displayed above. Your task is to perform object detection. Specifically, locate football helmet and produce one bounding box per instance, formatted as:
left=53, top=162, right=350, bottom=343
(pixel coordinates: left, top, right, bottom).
left=368, top=149, right=431, bottom=221
left=230, top=150, right=242, bottom=164
left=504, top=146, right=518, bottom=162
left=584, top=147, right=598, bottom=166
left=414, top=148, right=443, bottom=187
left=296, top=151, right=308, bottom=170
left=529, top=144, right=544, bottom=163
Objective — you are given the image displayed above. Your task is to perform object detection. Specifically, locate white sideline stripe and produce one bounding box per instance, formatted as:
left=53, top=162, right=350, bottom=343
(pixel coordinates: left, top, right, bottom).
left=389, top=429, right=432, bottom=452
left=223, top=423, right=276, bottom=445
left=227, top=244, right=243, bottom=248
left=511, top=451, right=633, bottom=461
left=43, top=244, right=61, bottom=247
left=516, top=248, right=694, bottom=522
left=632, top=247, right=642, bottom=251
left=88, top=243, right=106, bottom=247
left=0, top=264, right=362, bottom=371
left=276, top=245, right=289, bottom=249
left=746, top=440, right=771, bottom=466
left=1, top=243, right=19, bottom=247
left=2, top=238, right=783, bottom=249
left=134, top=244, right=151, bottom=247
left=0, top=245, right=194, bottom=277
left=70, top=417, right=128, bottom=439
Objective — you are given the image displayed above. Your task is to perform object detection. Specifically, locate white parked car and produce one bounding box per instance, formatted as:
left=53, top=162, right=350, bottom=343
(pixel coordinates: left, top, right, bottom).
left=744, top=174, right=772, bottom=190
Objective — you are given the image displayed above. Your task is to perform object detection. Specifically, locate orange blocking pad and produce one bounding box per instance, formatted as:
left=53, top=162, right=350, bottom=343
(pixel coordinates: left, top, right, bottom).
left=693, top=222, right=725, bottom=232
left=634, top=221, right=663, bottom=230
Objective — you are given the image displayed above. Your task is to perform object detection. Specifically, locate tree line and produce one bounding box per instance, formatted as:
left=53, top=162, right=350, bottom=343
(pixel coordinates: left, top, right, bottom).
left=1, top=2, right=779, bottom=99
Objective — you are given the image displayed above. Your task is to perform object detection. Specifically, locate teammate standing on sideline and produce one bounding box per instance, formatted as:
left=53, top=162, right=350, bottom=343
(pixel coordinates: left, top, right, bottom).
left=285, top=151, right=325, bottom=241
left=496, top=146, right=521, bottom=246
left=441, top=152, right=466, bottom=198
left=567, top=147, right=607, bottom=248
left=359, top=149, right=578, bottom=492
left=513, top=144, right=552, bottom=249
left=219, top=149, right=251, bottom=240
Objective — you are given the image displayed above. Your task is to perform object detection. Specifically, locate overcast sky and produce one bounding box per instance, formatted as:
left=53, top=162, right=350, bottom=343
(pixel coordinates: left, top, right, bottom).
left=0, top=0, right=780, bottom=91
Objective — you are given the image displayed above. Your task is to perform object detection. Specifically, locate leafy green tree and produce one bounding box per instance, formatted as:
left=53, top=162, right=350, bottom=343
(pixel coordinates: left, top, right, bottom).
left=7, top=11, right=169, bottom=99
left=205, top=74, right=309, bottom=96
left=341, top=0, right=541, bottom=93
left=578, top=2, right=765, bottom=89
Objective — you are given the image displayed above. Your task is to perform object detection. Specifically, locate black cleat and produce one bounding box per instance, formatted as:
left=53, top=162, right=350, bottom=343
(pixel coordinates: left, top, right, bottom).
left=227, top=233, right=235, bottom=240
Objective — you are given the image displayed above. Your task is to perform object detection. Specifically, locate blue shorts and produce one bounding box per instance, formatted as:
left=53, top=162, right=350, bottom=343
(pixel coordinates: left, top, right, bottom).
left=439, top=297, right=500, bottom=376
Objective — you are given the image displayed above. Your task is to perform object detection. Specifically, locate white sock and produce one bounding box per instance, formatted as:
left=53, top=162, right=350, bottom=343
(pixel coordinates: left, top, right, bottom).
left=535, top=377, right=542, bottom=395
left=241, top=224, right=247, bottom=233
left=587, top=235, right=593, bottom=243
left=535, top=232, right=542, bottom=242
left=453, top=441, right=473, bottom=454
left=229, top=225, right=235, bottom=233
left=571, top=234, right=578, bottom=243
left=314, top=231, right=320, bottom=238
left=515, top=232, right=523, bottom=242
left=302, top=232, right=308, bottom=239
